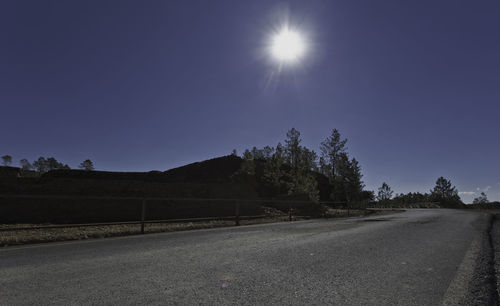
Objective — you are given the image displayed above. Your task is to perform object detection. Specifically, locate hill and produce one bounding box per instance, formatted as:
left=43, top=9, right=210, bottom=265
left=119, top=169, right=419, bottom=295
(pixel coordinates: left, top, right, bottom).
left=0, top=155, right=330, bottom=223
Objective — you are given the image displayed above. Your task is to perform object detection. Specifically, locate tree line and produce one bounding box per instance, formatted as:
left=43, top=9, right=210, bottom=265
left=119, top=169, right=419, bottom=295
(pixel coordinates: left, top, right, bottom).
left=235, top=128, right=366, bottom=203
left=1, top=155, right=95, bottom=174
left=375, top=177, right=463, bottom=207
left=3, top=128, right=478, bottom=207
left=234, top=128, right=466, bottom=207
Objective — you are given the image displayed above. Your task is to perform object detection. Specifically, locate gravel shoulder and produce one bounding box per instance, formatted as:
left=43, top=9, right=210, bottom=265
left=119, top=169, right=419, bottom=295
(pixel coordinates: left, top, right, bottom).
left=488, top=211, right=500, bottom=301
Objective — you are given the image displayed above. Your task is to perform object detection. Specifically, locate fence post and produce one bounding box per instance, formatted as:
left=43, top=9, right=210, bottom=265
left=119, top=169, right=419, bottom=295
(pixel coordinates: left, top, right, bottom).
left=141, top=198, right=147, bottom=234
left=235, top=200, right=240, bottom=226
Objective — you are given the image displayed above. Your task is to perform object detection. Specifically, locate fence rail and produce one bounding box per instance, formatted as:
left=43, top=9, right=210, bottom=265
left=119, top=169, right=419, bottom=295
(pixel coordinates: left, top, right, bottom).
left=0, top=194, right=321, bottom=233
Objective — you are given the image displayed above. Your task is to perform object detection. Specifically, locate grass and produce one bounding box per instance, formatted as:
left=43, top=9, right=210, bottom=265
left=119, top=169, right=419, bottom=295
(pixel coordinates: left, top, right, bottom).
left=0, top=218, right=288, bottom=247
left=0, top=208, right=400, bottom=247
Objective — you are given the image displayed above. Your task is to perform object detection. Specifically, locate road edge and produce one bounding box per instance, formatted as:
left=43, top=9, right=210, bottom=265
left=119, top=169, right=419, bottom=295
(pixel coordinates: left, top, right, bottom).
left=442, top=213, right=499, bottom=306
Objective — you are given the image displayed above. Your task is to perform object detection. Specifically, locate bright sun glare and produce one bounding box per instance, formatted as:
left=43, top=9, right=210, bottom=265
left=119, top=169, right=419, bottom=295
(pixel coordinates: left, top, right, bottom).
left=271, top=28, right=305, bottom=62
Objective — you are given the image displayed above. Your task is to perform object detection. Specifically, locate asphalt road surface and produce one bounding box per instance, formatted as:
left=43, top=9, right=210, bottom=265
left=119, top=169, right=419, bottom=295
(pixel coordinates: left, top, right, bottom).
left=0, top=209, right=496, bottom=305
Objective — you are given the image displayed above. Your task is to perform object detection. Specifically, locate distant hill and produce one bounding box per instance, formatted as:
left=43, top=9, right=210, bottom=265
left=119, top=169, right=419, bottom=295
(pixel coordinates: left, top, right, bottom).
left=1, top=155, right=335, bottom=201
left=1, top=156, right=330, bottom=223
left=162, top=155, right=243, bottom=183
left=0, top=166, right=20, bottom=179
left=41, top=155, right=243, bottom=183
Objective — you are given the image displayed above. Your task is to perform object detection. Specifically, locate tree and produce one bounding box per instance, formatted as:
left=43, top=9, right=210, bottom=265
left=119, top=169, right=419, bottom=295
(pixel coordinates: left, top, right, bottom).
left=231, top=149, right=238, bottom=156
left=319, top=129, right=347, bottom=180
left=473, top=192, right=488, bottom=204
left=32, top=156, right=70, bottom=175
left=1, top=155, right=12, bottom=166
left=282, top=128, right=319, bottom=201
left=33, top=157, right=48, bottom=174
left=393, top=192, right=431, bottom=204
left=79, top=159, right=95, bottom=171
left=46, top=157, right=70, bottom=171
left=262, top=146, right=274, bottom=159
left=19, top=159, right=33, bottom=171
left=361, top=190, right=375, bottom=202
left=262, top=143, right=285, bottom=193
left=377, top=182, right=393, bottom=201
left=430, top=177, right=462, bottom=207
left=319, top=129, right=350, bottom=201
left=336, top=155, right=365, bottom=202
left=284, top=128, right=301, bottom=168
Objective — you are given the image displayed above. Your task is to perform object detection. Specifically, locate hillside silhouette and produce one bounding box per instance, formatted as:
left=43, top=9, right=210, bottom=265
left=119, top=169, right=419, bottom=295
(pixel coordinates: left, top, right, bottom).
left=1, top=155, right=335, bottom=200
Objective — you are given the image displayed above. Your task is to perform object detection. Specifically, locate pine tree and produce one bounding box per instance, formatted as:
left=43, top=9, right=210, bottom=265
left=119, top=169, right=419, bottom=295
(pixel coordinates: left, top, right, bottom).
left=377, top=182, right=393, bottom=202
left=430, top=177, right=462, bottom=207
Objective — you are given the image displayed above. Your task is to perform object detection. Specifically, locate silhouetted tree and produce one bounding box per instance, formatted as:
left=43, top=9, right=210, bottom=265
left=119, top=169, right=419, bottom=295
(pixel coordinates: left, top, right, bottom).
left=262, top=143, right=284, bottom=193
left=240, top=149, right=255, bottom=175
left=33, top=157, right=48, bottom=174
left=360, top=190, right=375, bottom=202
left=79, top=159, right=95, bottom=171
left=473, top=192, right=488, bottom=204
left=32, top=156, right=69, bottom=174
left=377, top=182, right=393, bottom=201
left=430, top=177, right=462, bottom=207
left=335, top=154, right=365, bottom=202
left=19, top=158, right=32, bottom=170
left=231, top=149, right=237, bottom=156
left=47, top=157, right=70, bottom=171
left=238, top=127, right=369, bottom=203
left=1, top=155, right=12, bottom=166
left=262, top=146, right=274, bottom=159
left=284, top=128, right=302, bottom=168
left=283, top=128, right=319, bottom=201
left=319, top=129, right=350, bottom=201
left=319, top=129, right=347, bottom=180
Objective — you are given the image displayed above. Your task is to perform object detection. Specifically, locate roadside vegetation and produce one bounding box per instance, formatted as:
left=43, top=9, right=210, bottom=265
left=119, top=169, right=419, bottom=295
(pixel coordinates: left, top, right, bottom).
left=0, top=128, right=472, bottom=245
left=1, top=127, right=470, bottom=218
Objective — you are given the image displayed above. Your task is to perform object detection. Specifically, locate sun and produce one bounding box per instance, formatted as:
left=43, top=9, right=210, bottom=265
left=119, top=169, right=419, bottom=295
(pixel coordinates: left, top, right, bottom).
left=271, top=28, right=306, bottom=62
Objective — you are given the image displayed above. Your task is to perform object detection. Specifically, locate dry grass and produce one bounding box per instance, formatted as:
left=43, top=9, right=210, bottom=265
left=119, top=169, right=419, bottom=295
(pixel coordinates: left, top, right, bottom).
left=0, top=207, right=399, bottom=247
left=0, top=217, right=296, bottom=247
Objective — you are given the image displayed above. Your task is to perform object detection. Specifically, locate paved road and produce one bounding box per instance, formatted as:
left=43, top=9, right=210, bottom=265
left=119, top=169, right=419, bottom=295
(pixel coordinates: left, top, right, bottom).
left=0, top=209, right=495, bottom=305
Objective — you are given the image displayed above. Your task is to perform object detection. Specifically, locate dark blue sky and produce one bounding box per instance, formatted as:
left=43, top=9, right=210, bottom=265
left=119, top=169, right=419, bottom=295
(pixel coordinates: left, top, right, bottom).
left=2, top=0, right=499, bottom=202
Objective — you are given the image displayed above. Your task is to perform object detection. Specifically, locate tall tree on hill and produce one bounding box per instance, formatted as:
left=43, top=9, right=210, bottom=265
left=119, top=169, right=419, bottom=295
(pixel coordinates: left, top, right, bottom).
left=284, top=128, right=301, bottom=168
left=282, top=128, right=319, bottom=201
left=319, top=129, right=347, bottom=180
left=301, top=147, right=319, bottom=172
left=241, top=149, right=255, bottom=174
left=430, top=177, right=462, bottom=207
left=1, top=155, right=12, bottom=166
left=262, top=146, right=274, bottom=159
left=32, top=156, right=70, bottom=175
left=320, top=129, right=363, bottom=202
left=33, top=157, right=48, bottom=174
left=46, top=157, right=70, bottom=171
left=337, top=154, right=365, bottom=201
left=79, top=159, right=95, bottom=171
left=262, top=143, right=284, bottom=193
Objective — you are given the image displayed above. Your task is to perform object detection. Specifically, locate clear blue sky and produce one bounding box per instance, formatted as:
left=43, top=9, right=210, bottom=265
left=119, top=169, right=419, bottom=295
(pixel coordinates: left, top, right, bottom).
left=1, top=0, right=499, bottom=202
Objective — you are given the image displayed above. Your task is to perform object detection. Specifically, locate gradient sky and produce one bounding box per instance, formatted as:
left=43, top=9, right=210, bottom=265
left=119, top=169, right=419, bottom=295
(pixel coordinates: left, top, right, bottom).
left=1, top=0, right=499, bottom=202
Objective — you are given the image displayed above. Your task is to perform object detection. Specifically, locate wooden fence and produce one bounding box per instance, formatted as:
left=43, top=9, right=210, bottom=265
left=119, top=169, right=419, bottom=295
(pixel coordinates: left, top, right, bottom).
left=0, top=194, right=323, bottom=233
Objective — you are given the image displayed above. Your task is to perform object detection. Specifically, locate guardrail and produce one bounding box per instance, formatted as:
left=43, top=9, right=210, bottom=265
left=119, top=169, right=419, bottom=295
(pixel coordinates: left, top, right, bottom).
left=0, top=194, right=318, bottom=233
